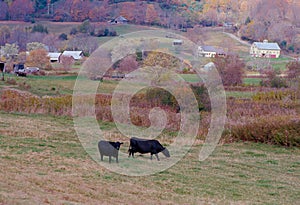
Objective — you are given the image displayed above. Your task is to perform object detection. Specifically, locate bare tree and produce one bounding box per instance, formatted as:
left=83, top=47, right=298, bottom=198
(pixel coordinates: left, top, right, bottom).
left=0, top=1, right=9, bottom=20
left=213, top=54, right=245, bottom=86
left=67, top=34, right=99, bottom=55
left=118, top=55, right=138, bottom=74
left=287, top=61, right=300, bottom=81
left=43, top=34, right=59, bottom=52
left=0, top=26, right=11, bottom=46
left=8, top=26, right=28, bottom=51
left=60, top=55, right=74, bottom=71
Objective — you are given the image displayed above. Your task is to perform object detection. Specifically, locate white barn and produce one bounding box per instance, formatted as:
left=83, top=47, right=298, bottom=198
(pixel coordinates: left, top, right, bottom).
left=61, top=51, right=83, bottom=60
left=250, top=40, right=281, bottom=58
left=48, top=52, right=61, bottom=62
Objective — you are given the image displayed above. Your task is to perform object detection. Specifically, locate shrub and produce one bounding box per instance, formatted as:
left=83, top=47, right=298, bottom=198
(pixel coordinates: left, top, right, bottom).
left=270, top=77, right=288, bottom=88
left=224, top=116, right=300, bottom=147
left=59, top=33, right=68, bottom=40
left=31, top=24, right=48, bottom=34
left=18, top=81, right=31, bottom=90
left=6, top=78, right=17, bottom=85
left=252, top=90, right=297, bottom=102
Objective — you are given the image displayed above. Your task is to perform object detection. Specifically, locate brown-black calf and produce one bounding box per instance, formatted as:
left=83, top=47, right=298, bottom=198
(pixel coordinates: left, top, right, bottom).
left=98, top=141, right=123, bottom=163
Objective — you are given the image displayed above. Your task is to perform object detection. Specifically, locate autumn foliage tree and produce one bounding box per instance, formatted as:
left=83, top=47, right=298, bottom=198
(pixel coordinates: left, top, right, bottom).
left=213, top=54, right=245, bottom=86
left=8, top=0, right=34, bottom=21
left=240, top=0, right=298, bottom=48
left=145, top=4, right=159, bottom=25
left=143, top=51, right=180, bottom=85
left=26, top=49, right=52, bottom=70
left=0, top=1, right=9, bottom=20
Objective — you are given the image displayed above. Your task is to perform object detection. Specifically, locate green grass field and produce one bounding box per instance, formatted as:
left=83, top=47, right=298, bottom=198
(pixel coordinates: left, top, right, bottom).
left=0, top=73, right=264, bottom=102
left=0, top=73, right=260, bottom=100
left=0, top=74, right=120, bottom=96
left=226, top=91, right=256, bottom=99
left=0, top=112, right=299, bottom=204
left=243, top=78, right=262, bottom=86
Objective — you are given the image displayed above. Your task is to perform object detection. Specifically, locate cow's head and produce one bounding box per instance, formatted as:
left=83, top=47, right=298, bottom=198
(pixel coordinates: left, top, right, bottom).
left=161, top=148, right=170, bottom=157
left=115, top=142, right=123, bottom=150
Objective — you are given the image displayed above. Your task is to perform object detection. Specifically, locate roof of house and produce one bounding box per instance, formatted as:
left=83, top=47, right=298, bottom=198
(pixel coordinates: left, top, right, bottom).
left=62, top=51, right=83, bottom=60
left=115, top=16, right=128, bottom=22
left=173, top=39, right=183, bottom=44
left=201, top=46, right=217, bottom=52
left=199, top=45, right=225, bottom=53
left=253, top=42, right=281, bottom=50
left=48, top=52, right=61, bottom=59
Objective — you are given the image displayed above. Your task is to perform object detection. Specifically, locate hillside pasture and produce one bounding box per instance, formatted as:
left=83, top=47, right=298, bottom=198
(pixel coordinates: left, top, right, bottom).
left=0, top=112, right=299, bottom=204
left=0, top=74, right=119, bottom=96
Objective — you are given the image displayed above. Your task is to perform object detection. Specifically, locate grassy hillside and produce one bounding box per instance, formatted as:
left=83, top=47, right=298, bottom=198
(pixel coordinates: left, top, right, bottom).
left=0, top=112, right=299, bottom=204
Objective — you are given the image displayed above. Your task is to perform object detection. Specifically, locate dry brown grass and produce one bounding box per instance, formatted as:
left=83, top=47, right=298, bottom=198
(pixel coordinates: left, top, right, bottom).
left=0, top=112, right=299, bottom=204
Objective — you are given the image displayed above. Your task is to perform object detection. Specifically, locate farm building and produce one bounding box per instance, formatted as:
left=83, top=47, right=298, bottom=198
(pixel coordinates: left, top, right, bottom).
left=0, top=61, right=5, bottom=80
left=61, top=51, right=83, bottom=60
left=198, top=45, right=226, bottom=58
left=48, top=52, right=61, bottom=62
left=172, top=39, right=183, bottom=46
left=110, top=16, right=128, bottom=24
left=250, top=40, right=281, bottom=58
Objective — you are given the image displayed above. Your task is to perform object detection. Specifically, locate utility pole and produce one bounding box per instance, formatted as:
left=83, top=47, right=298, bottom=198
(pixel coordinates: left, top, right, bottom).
left=47, top=0, right=51, bottom=15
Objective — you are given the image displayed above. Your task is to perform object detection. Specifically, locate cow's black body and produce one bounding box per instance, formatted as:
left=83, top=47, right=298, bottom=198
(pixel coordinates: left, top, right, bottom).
left=128, top=137, right=170, bottom=161
left=98, top=141, right=123, bottom=163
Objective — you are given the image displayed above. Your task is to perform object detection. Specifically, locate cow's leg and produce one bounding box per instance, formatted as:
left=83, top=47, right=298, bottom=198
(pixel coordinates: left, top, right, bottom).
left=128, top=148, right=131, bottom=157
left=150, top=154, right=153, bottom=160
left=116, top=154, right=119, bottom=163
left=100, top=154, right=103, bottom=161
left=155, top=154, right=160, bottom=161
left=128, top=148, right=133, bottom=158
left=131, top=151, right=134, bottom=158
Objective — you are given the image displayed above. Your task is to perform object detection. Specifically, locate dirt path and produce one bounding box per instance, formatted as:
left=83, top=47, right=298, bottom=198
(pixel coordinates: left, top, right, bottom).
left=223, top=32, right=251, bottom=47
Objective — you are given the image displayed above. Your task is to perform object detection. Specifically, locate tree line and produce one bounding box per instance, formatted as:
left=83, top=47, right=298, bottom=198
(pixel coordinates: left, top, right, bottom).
left=0, top=0, right=300, bottom=53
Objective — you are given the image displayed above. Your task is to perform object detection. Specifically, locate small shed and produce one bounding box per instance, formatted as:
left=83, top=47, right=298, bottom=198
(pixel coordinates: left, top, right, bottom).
left=172, top=39, right=183, bottom=46
left=111, top=16, right=128, bottom=24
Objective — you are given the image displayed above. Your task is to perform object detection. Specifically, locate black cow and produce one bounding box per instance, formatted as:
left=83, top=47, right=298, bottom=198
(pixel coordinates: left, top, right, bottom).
left=98, top=140, right=123, bottom=163
left=128, top=137, right=170, bottom=161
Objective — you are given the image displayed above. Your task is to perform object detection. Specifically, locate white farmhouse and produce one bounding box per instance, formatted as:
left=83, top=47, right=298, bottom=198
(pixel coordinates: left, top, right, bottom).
left=198, top=45, right=225, bottom=58
left=250, top=40, right=281, bottom=58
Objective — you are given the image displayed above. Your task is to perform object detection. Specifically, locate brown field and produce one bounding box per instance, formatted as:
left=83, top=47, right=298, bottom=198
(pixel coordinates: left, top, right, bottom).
left=0, top=112, right=299, bottom=204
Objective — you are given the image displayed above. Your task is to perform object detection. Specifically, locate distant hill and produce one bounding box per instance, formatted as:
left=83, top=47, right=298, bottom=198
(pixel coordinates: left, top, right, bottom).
left=0, top=0, right=299, bottom=26
left=0, top=0, right=299, bottom=53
